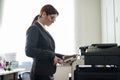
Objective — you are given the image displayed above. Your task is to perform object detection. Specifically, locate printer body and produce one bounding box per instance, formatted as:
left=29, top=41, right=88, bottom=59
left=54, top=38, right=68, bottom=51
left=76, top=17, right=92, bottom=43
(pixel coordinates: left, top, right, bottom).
left=74, top=43, right=120, bottom=80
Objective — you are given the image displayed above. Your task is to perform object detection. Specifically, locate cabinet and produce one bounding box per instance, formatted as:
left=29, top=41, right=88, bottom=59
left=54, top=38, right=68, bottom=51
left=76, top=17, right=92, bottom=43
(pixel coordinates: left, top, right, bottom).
left=0, top=73, right=17, bottom=80
left=101, top=0, right=120, bottom=44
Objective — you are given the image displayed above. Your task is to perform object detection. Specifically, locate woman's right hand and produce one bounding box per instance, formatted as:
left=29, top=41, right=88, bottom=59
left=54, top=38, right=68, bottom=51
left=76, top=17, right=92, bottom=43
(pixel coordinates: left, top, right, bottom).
left=53, top=56, right=61, bottom=65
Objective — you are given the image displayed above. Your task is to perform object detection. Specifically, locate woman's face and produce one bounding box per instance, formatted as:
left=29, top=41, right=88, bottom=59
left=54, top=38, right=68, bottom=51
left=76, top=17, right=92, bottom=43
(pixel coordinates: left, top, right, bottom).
left=45, top=14, right=58, bottom=26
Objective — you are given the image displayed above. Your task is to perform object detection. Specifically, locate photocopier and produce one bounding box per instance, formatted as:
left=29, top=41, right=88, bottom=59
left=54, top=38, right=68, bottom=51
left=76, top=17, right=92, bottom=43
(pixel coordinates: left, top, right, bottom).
left=74, top=43, right=120, bottom=80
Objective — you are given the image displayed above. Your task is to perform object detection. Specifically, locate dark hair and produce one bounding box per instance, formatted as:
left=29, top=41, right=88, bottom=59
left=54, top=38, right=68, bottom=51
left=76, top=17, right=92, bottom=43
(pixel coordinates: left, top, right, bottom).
left=31, top=15, right=39, bottom=25
left=32, top=4, right=59, bottom=24
left=40, top=4, right=59, bottom=16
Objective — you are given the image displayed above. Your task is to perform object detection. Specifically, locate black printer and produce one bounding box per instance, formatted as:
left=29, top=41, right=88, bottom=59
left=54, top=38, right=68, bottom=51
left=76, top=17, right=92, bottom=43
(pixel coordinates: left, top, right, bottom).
left=74, top=43, right=120, bottom=80
left=80, top=43, right=120, bottom=68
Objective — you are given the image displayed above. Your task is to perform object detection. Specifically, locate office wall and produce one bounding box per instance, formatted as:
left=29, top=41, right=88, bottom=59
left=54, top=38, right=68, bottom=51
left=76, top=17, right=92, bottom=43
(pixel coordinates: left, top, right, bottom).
left=74, top=0, right=101, bottom=50
left=54, top=1, right=102, bottom=80
left=0, top=0, right=101, bottom=55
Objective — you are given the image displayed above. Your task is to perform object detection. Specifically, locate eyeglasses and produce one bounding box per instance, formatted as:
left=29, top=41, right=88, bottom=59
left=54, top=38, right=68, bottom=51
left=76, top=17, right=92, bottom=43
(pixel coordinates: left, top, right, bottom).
left=49, top=15, right=56, bottom=22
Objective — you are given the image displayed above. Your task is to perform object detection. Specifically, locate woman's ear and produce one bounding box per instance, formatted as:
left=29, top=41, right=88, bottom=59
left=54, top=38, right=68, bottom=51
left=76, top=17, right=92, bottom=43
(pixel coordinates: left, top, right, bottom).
left=42, top=12, right=47, bottom=17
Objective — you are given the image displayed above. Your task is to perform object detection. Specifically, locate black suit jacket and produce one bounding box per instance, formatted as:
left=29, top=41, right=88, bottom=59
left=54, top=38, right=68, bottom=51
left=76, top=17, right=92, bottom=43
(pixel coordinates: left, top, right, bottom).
left=25, top=21, right=63, bottom=75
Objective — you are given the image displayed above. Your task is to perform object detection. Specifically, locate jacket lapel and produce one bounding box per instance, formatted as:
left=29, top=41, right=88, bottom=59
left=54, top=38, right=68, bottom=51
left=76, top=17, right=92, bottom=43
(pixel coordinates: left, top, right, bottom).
left=34, top=22, right=55, bottom=45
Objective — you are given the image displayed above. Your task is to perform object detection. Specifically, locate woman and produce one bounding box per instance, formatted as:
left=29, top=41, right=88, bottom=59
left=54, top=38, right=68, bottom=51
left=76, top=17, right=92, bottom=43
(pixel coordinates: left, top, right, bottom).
left=25, top=4, right=75, bottom=80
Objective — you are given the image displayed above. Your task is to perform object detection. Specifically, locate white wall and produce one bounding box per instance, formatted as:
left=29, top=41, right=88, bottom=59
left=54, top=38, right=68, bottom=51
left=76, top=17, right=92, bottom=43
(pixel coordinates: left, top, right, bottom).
left=0, top=0, right=75, bottom=61
left=74, top=0, right=101, bottom=51
left=55, top=0, right=102, bottom=79
left=0, top=0, right=102, bottom=58
left=61, top=0, right=101, bottom=79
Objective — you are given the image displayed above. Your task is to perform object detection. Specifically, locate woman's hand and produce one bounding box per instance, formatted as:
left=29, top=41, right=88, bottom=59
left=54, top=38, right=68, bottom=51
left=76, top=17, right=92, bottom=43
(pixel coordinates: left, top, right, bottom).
left=53, top=56, right=61, bottom=65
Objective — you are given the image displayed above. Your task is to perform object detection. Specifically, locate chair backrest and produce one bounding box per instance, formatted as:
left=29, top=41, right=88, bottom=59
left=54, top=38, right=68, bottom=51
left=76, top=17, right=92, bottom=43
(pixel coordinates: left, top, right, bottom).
left=20, top=72, right=30, bottom=80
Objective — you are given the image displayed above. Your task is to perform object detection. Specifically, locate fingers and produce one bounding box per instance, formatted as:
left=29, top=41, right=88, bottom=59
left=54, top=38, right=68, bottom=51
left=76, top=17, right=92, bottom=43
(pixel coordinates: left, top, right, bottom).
left=53, top=56, right=61, bottom=65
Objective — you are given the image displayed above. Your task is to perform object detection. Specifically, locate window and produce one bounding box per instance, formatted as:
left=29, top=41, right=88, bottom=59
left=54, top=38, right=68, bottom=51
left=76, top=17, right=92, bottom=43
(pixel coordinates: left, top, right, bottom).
left=0, top=0, right=75, bottom=64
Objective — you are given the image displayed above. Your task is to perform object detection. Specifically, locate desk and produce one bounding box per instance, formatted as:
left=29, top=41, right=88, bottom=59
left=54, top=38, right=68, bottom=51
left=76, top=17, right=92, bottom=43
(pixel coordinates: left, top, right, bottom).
left=0, top=68, right=25, bottom=80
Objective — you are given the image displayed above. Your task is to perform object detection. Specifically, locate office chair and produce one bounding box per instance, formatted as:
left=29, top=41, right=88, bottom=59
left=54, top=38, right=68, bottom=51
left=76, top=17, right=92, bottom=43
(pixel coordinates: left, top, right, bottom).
left=18, top=71, right=30, bottom=80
